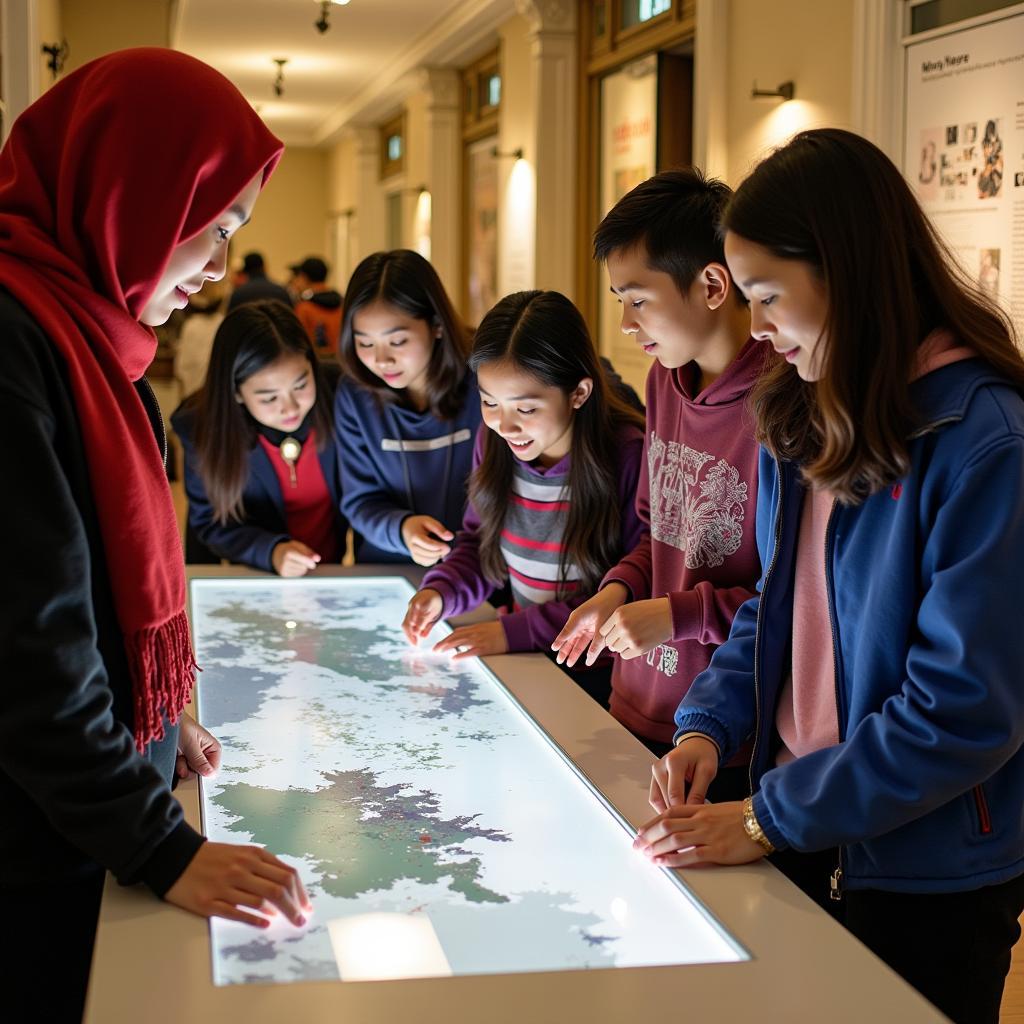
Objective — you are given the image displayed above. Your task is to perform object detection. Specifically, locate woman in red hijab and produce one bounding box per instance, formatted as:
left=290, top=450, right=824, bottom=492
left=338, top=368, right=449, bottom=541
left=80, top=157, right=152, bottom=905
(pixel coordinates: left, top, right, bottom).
left=0, top=49, right=309, bottom=1021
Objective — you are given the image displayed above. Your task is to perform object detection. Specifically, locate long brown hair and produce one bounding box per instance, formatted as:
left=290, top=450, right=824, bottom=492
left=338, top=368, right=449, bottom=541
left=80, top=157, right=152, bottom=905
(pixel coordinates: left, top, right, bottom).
left=338, top=249, right=471, bottom=419
left=722, top=128, right=1023, bottom=503
left=191, top=300, right=333, bottom=523
left=468, top=291, right=645, bottom=597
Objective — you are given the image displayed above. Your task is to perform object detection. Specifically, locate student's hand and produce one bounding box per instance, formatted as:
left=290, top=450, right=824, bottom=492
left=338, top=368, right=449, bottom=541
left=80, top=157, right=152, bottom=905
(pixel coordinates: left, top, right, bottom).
left=550, top=583, right=629, bottom=667
left=590, top=597, right=673, bottom=661
left=433, top=621, right=508, bottom=660
left=401, top=515, right=455, bottom=566
left=633, top=801, right=765, bottom=869
left=165, top=842, right=312, bottom=929
left=650, top=735, right=720, bottom=811
left=403, top=589, right=444, bottom=645
left=176, top=716, right=222, bottom=781
left=271, top=540, right=320, bottom=577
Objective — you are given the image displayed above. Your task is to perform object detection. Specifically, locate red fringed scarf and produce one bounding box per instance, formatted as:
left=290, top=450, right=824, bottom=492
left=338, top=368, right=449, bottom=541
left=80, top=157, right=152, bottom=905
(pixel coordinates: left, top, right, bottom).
left=0, top=49, right=283, bottom=749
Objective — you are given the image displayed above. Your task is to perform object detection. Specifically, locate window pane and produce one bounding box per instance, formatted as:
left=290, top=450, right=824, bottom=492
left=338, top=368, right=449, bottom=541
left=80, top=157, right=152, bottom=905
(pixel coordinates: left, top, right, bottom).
left=487, top=74, right=501, bottom=108
left=387, top=134, right=402, bottom=161
left=621, top=0, right=672, bottom=30
left=911, top=0, right=1016, bottom=33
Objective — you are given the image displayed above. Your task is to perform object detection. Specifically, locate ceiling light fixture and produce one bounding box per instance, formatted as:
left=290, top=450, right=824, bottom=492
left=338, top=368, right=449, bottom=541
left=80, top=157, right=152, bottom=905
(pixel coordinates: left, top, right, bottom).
left=314, top=0, right=351, bottom=34
left=273, top=58, right=288, bottom=97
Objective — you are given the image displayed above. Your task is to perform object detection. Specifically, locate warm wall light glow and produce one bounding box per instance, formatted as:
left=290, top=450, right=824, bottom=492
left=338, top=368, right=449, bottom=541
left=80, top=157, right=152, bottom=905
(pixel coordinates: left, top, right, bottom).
left=327, top=913, right=452, bottom=980
left=502, top=157, right=536, bottom=293
left=760, top=100, right=818, bottom=154
left=414, top=190, right=432, bottom=261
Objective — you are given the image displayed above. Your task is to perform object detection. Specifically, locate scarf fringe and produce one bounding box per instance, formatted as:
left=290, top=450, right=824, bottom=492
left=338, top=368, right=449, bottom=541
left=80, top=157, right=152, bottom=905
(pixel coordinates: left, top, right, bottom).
left=125, top=609, right=198, bottom=753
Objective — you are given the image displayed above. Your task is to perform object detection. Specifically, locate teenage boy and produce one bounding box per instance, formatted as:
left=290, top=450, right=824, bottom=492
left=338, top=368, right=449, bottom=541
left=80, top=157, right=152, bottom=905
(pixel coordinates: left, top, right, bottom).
left=552, top=168, right=772, bottom=804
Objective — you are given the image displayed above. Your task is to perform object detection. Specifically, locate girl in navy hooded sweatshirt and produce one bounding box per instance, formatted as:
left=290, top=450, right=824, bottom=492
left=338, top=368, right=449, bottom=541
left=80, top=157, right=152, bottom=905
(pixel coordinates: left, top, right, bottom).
left=335, top=250, right=480, bottom=564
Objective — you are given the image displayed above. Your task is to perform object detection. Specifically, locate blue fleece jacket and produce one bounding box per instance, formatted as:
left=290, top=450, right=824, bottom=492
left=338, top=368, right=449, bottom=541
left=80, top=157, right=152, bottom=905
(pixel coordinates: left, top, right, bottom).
left=172, top=404, right=345, bottom=572
left=334, top=372, right=482, bottom=562
left=675, top=358, right=1024, bottom=894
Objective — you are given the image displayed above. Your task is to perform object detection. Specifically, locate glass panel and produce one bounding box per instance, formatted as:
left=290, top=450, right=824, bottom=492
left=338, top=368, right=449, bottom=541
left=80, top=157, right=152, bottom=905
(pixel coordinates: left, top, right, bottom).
left=911, top=0, right=1016, bottom=33
left=621, top=0, right=672, bottom=30
left=387, top=133, right=402, bottom=162
left=595, top=0, right=607, bottom=36
left=486, top=73, right=501, bottom=108
left=191, top=576, right=746, bottom=985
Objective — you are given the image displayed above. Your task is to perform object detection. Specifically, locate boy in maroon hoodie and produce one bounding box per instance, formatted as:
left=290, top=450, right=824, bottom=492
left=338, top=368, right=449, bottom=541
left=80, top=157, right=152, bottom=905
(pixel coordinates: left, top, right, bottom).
left=552, top=168, right=771, bottom=804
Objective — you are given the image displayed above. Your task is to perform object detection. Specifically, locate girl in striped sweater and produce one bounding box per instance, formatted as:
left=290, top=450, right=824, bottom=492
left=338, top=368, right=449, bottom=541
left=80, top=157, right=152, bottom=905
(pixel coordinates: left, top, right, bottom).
left=401, top=290, right=645, bottom=704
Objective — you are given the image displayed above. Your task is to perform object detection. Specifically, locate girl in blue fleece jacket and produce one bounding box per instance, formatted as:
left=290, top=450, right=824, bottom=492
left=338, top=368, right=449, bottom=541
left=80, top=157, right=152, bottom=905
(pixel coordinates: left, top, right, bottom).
left=335, top=250, right=481, bottom=564
left=635, top=130, right=1024, bottom=1024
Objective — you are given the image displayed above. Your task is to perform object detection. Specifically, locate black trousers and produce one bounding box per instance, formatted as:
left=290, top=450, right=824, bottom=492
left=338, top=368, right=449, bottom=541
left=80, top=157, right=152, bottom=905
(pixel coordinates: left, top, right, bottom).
left=5, top=866, right=105, bottom=1023
left=771, top=847, right=1024, bottom=1024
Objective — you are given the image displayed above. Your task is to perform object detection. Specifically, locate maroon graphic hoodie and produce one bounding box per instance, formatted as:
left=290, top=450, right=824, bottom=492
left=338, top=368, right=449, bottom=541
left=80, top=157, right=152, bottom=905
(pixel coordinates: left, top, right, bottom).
left=603, top=337, right=772, bottom=744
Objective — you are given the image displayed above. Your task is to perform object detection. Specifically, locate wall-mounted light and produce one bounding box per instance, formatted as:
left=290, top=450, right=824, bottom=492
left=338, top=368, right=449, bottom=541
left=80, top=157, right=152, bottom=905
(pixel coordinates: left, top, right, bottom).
left=41, top=40, right=69, bottom=80
left=491, top=146, right=524, bottom=160
left=751, top=80, right=795, bottom=102
left=273, top=58, right=288, bottom=97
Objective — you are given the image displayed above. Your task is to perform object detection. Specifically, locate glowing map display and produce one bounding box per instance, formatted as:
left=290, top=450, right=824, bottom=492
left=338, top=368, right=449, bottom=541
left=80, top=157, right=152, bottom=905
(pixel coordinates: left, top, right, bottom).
left=191, top=576, right=746, bottom=985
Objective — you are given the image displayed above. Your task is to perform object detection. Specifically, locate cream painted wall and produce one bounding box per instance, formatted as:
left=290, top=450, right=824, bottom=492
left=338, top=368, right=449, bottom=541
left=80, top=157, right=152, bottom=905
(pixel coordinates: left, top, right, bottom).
left=38, top=0, right=62, bottom=92
left=497, top=14, right=536, bottom=297
left=231, top=147, right=331, bottom=288
left=725, top=0, right=855, bottom=185
left=60, top=0, right=170, bottom=73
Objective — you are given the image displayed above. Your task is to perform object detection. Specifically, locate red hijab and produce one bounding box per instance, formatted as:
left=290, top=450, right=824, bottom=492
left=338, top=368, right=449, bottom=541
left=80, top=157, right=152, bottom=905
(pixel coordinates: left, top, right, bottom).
left=0, top=49, right=283, bottom=749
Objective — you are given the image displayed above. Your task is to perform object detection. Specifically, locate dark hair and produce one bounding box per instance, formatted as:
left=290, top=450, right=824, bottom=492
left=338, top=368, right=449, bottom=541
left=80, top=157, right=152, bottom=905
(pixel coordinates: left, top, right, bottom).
left=722, top=128, right=1024, bottom=503
left=468, top=291, right=645, bottom=597
left=192, top=300, right=334, bottom=523
left=593, top=167, right=733, bottom=296
left=338, top=249, right=471, bottom=419
left=241, top=252, right=265, bottom=276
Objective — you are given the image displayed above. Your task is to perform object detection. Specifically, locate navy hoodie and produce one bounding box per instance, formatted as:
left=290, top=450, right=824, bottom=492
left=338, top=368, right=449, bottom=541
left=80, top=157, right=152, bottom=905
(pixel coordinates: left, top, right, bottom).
left=334, top=371, right=482, bottom=562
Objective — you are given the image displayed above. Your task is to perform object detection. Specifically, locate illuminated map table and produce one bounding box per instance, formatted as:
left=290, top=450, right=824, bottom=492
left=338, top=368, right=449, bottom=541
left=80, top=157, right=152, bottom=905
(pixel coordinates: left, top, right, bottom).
left=85, top=567, right=947, bottom=1023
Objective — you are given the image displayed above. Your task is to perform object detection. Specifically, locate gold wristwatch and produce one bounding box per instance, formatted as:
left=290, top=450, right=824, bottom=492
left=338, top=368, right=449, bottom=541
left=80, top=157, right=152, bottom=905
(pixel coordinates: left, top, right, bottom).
left=742, top=796, right=775, bottom=854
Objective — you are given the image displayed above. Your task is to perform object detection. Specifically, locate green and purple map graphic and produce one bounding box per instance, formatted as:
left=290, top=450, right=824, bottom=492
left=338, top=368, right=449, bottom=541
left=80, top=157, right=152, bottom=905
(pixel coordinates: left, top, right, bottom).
left=191, top=576, right=744, bottom=985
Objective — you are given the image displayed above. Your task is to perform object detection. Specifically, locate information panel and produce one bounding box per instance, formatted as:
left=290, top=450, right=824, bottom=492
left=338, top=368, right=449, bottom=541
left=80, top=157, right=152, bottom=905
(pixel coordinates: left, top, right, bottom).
left=903, top=8, right=1024, bottom=333
left=191, top=576, right=745, bottom=985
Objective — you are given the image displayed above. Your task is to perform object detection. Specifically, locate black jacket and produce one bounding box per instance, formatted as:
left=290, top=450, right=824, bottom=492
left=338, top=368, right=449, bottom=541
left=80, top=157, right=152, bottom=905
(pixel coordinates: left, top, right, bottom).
left=0, top=291, right=203, bottom=895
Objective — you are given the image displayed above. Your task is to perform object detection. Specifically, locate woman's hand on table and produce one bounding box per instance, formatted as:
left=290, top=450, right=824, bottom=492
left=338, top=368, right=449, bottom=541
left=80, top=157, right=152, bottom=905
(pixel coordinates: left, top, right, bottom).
left=634, top=801, right=766, bottom=869
left=433, top=621, right=508, bottom=660
left=165, top=842, right=312, bottom=929
left=176, top=716, right=222, bottom=780
left=402, top=588, right=444, bottom=644
left=649, top=734, right=720, bottom=812
left=272, top=540, right=320, bottom=577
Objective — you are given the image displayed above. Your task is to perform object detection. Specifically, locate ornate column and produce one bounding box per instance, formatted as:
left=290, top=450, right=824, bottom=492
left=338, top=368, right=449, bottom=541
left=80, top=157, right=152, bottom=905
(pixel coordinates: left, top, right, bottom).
left=346, top=125, right=387, bottom=264
left=516, top=0, right=578, bottom=299
left=418, top=68, right=462, bottom=294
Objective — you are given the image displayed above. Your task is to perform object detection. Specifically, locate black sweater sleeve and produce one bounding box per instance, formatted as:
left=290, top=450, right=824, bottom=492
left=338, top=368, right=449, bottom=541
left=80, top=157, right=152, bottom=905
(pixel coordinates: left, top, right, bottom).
left=0, top=311, right=204, bottom=896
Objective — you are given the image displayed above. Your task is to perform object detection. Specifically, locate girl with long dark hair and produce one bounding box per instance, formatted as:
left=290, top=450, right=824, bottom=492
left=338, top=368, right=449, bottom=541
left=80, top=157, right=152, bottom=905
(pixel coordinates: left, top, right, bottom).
left=402, top=290, right=646, bottom=703
left=635, top=129, right=1024, bottom=1024
left=173, top=301, right=344, bottom=575
left=335, top=249, right=479, bottom=564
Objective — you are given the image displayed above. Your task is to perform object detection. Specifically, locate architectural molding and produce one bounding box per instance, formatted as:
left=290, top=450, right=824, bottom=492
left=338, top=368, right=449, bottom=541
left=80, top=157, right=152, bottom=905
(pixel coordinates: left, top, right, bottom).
left=316, top=0, right=511, bottom=145
left=514, top=0, right=574, bottom=35
left=417, top=67, right=461, bottom=110
left=1, top=0, right=39, bottom=138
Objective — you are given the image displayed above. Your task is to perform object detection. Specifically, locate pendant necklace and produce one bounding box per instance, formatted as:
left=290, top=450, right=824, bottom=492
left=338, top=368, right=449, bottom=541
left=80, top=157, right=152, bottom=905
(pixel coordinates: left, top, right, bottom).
left=279, top=436, right=302, bottom=487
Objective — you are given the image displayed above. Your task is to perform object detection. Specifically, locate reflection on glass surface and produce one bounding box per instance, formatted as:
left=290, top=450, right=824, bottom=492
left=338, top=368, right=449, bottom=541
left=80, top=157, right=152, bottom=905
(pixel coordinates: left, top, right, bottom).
left=191, top=576, right=746, bottom=985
